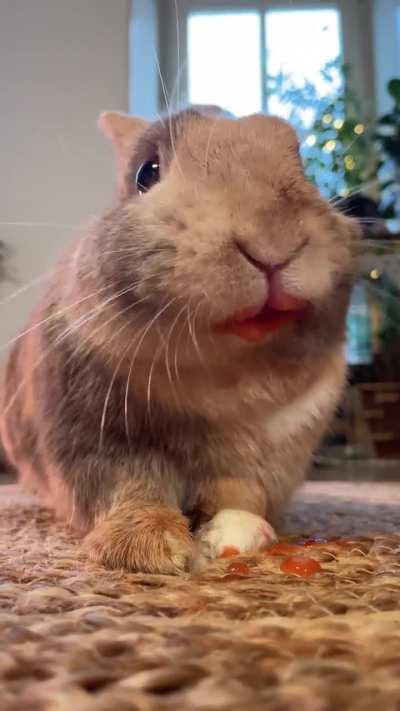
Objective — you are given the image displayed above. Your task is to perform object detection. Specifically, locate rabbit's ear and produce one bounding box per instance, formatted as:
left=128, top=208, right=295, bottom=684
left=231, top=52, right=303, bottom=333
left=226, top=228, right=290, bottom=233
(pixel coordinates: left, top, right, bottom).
left=98, top=111, right=149, bottom=190
left=98, top=111, right=148, bottom=155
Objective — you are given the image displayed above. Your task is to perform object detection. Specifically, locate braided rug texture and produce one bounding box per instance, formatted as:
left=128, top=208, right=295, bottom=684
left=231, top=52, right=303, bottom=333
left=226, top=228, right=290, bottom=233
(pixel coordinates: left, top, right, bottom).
left=0, top=482, right=400, bottom=711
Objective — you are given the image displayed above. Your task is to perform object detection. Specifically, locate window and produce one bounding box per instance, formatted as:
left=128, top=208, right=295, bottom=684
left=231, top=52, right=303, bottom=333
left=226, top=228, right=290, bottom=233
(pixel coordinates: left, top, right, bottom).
left=373, top=0, right=400, bottom=113
left=266, top=8, right=342, bottom=126
left=187, top=12, right=262, bottom=117
left=397, top=3, right=400, bottom=67
left=187, top=4, right=342, bottom=123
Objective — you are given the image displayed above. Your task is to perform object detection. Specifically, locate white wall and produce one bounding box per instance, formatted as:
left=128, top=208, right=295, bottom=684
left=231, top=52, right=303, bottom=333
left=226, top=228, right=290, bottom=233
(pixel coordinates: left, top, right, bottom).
left=0, top=0, right=130, bottom=352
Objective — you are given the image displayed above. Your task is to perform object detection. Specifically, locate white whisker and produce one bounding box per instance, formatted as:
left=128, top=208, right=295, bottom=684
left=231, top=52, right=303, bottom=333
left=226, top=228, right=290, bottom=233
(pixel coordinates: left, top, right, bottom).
left=98, top=324, right=136, bottom=451
left=153, top=47, right=186, bottom=182
left=0, top=271, right=156, bottom=353
left=66, top=293, right=148, bottom=365
left=3, top=284, right=149, bottom=418
left=100, top=247, right=167, bottom=257
left=173, top=304, right=190, bottom=386
left=0, top=283, right=110, bottom=353
left=154, top=48, right=171, bottom=117
left=189, top=299, right=205, bottom=365
left=329, top=179, right=379, bottom=205
left=146, top=338, right=164, bottom=423
left=0, top=272, right=52, bottom=308
left=124, top=297, right=178, bottom=439
left=163, top=302, right=188, bottom=408
left=203, top=119, right=219, bottom=177
left=0, top=221, right=79, bottom=229
left=174, top=0, right=181, bottom=110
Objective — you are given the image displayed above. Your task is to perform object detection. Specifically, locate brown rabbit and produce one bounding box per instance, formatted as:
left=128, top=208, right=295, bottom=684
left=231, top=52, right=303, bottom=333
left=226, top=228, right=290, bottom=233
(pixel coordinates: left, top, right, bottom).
left=0, top=108, right=359, bottom=573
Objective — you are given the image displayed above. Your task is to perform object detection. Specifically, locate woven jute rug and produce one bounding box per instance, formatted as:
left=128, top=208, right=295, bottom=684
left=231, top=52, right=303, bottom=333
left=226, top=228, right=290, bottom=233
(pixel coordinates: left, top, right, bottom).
left=1, top=482, right=400, bottom=711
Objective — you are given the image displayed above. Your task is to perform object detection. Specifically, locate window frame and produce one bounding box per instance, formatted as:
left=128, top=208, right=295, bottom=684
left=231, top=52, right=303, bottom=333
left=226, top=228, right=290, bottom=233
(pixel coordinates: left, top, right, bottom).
left=373, top=0, right=400, bottom=113
left=158, top=0, right=375, bottom=118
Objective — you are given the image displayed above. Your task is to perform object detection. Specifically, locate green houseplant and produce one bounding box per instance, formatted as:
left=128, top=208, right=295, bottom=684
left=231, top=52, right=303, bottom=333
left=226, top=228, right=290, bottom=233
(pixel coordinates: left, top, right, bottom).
left=268, top=61, right=377, bottom=200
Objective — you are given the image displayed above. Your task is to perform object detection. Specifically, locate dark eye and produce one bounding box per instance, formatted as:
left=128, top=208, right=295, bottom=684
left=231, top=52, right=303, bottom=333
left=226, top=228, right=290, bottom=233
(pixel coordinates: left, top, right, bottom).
left=135, top=158, right=160, bottom=194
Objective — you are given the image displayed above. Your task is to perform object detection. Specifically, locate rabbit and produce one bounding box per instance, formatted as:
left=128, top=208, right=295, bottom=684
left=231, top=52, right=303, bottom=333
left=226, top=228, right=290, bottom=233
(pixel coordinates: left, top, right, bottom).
left=0, top=107, right=359, bottom=573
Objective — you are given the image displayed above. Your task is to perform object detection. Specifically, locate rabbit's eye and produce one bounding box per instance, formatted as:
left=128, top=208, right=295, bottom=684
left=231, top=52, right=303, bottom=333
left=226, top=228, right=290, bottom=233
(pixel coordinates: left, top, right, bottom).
left=136, top=158, right=160, bottom=194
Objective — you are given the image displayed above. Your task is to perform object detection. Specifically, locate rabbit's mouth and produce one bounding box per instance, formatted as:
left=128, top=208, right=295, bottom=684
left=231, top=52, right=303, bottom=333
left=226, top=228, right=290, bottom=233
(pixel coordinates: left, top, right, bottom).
left=214, top=272, right=310, bottom=343
left=214, top=301, right=309, bottom=343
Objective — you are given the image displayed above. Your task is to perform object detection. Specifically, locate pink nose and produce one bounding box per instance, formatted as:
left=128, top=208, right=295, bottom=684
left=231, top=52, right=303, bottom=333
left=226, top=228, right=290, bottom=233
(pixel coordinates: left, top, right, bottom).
left=235, top=241, right=307, bottom=312
left=235, top=240, right=271, bottom=274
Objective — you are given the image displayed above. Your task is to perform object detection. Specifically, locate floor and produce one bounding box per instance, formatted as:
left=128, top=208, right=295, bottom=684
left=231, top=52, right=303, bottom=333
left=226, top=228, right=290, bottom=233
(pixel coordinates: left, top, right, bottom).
left=0, top=481, right=399, bottom=710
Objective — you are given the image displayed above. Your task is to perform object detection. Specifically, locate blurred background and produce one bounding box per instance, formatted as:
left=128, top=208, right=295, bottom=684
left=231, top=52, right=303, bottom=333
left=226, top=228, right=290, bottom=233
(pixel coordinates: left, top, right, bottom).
left=1, top=0, right=400, bottom=477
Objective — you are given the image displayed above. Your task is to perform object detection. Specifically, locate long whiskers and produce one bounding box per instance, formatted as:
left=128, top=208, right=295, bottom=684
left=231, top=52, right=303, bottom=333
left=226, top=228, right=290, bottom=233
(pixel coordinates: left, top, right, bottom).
left=187, top=298, right=205, bottom=366
left=146, top=315, right=177, bottom=422
left=174, top=0, right=181, bottom=110
left=329, top=179, right=380, bottom=205
left=0, top=221, right=80, bottom=229
left=66, top=293, right=149, bottom=366
left=153, top=47, right=186, bottom=182
left=162, top=302, right=188, bottom=409
left=362, top=278, right=400, bottom=304
left=203, top=119, right=219, bottom=177
left=98, top=321, right=142, bottom=452
left=0, top=271, right=157, bottom=354
left=3, top=282, right=151, bottom=418
left=0, top=283, right=110, bottom=353
left=0, top=272, right=53, bottom=309
left=173, top=303, right=191, bottom=388
left=123, top=296, right=178, bottom=441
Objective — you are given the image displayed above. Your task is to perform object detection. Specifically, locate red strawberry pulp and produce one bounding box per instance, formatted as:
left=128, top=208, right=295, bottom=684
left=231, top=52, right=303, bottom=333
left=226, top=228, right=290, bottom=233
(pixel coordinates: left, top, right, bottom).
left=215, top=272, right=309, bottom=343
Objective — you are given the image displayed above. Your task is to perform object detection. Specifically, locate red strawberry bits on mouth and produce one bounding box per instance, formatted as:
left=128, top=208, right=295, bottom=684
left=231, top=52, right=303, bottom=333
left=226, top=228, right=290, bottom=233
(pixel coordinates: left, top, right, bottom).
left=214, top=272, right=309, bottom=343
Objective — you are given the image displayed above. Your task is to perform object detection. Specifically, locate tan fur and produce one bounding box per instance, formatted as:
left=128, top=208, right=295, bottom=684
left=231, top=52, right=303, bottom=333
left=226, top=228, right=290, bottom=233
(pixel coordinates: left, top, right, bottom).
left=98, top=111, right=148, bottom=151
left=98, top=111, right=149, bottom=189
left=84, top=500, right=192, bottom=573
left=0, top=108, right=360, bottom=574
left=265, top=346, right=347, bottom=444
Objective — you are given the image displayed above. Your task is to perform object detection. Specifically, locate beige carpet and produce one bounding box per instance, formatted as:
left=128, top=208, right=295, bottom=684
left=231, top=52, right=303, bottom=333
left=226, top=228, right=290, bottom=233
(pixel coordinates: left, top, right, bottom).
left=0, top=482, right=400, bottom=711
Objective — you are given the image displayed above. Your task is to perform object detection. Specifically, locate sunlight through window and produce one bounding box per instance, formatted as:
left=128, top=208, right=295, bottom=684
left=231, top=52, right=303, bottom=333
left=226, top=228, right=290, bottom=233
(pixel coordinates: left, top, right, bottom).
left=187, top=7, right=342, bottom=123
left=266, top=8, right=342, bottom=125
left=187, top=12, right=262, bottom=117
